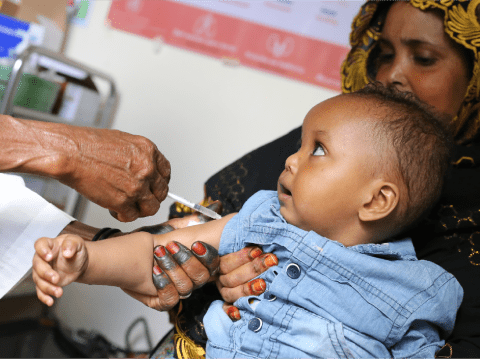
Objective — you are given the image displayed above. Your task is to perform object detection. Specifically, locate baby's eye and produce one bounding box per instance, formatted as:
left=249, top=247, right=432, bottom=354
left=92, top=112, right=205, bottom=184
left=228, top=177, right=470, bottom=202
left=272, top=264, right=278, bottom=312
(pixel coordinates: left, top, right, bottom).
left=312, top=143, right=325, bottom=156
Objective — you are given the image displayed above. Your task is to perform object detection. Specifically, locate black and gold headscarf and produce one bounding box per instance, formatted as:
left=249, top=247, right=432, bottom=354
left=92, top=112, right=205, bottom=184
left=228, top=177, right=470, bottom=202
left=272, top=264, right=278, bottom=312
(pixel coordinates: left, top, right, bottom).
left=341, top=0, right=480, bottom=144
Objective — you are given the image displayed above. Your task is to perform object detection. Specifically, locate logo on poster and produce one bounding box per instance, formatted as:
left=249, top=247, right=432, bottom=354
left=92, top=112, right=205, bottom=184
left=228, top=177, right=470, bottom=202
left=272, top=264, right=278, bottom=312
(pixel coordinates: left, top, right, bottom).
left=193, top=14, right=217, bottom=38
left=126, top=0, right=143, bottom=13
left=266, top=34, right=294, bottom=58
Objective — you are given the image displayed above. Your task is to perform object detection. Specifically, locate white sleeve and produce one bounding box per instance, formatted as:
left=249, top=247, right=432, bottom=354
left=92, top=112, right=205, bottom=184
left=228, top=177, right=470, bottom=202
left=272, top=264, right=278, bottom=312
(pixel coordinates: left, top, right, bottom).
left=0, top=174, right=75, bottom=299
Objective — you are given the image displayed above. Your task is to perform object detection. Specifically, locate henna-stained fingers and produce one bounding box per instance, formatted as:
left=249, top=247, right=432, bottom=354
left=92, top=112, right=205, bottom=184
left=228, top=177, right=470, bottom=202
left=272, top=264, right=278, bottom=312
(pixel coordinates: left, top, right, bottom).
left=191, top=241, right=220, bottom=277
left=218, top=246, right=264, bottom=275
left=150, top=265, right=180, bottom=310
left=223, top=303, right=241, bottom=321
left=218, top=252, right=278, bottom=289
left=166, top=241, right=192, bottom=264
left=217, top=253, right=278, bottom=303
left=154, top=245, right=193, bottom=298
left=165, top=241, right=211, bottom=289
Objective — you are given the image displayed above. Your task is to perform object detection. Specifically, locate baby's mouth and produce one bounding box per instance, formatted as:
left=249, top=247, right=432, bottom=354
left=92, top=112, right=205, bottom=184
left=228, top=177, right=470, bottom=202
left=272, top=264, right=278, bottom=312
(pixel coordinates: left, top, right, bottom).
left=279, top=183, right=292, bottom=197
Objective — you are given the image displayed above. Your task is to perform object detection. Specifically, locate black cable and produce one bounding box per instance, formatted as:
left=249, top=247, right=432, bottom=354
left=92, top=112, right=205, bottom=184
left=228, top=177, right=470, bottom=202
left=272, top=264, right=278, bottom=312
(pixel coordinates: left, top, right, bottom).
left=125, top=317, right=153, bottom=354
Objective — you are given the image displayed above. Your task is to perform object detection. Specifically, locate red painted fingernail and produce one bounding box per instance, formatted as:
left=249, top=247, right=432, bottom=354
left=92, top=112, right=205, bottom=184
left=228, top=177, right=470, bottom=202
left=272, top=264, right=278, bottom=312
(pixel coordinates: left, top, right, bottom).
left=192, top=242, right=207, bottom=256
left=250, top=248, right=263, bottom=259
left=153, top=265, right=163, bottom=275
left=154, top=246, right=166, bottom=257
left=248, top=279, right=266, bottom=295
left=263, top=254, right=278, bottom=268
left=227, top=306, right=241, bottom=321
left=166, top=242, right=180, bottom=255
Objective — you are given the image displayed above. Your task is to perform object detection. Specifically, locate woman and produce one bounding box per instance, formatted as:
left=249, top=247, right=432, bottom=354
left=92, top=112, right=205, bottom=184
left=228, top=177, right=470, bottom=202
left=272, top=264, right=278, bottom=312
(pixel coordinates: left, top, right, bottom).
left=157, top=0, right=480, bottom=358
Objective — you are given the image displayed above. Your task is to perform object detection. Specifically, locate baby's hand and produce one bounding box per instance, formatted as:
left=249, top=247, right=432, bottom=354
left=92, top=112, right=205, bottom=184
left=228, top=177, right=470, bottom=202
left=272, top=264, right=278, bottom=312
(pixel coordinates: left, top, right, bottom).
left=32, top=234, right=88, bottom=306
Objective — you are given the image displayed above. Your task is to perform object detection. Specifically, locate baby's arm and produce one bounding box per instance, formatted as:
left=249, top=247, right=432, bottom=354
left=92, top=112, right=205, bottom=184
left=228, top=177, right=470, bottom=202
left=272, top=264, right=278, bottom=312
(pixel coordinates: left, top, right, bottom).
left=33, top=214, right=235, bottom=305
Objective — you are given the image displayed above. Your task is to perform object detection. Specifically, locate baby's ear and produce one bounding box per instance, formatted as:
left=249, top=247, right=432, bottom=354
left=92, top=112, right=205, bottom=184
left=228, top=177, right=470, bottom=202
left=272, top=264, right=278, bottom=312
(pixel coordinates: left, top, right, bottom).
left=359, top=181, right=399, bottom=222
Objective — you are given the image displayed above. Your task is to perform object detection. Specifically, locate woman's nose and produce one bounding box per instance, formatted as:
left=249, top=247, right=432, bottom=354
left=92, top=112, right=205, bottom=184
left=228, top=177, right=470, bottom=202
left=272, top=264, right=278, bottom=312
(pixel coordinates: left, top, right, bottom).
left=377, top=59, right=410, bottom=93
left=285, top=153, right=298, bottom=173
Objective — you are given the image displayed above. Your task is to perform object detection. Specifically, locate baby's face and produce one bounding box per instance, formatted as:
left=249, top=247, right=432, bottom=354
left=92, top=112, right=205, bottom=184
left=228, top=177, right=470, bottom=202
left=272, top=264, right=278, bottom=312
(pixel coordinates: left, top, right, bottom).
left=277, top=95, right=383, bottom=243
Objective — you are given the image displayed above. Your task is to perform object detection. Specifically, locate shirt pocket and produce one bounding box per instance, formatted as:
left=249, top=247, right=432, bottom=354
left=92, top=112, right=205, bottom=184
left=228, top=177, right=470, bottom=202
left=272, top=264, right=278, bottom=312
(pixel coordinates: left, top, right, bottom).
left=269, top=307, right=354, bottom=359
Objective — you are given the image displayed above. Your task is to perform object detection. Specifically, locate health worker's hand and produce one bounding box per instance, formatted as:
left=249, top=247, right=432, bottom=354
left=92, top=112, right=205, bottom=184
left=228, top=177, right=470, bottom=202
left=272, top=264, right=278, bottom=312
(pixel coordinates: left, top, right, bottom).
left=59, top=127, right=171, bottom=222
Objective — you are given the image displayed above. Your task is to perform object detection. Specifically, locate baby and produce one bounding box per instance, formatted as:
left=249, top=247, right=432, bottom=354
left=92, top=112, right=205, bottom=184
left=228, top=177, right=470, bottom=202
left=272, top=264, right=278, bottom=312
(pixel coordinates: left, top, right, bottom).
left=33, top=84, right=463, bottom=358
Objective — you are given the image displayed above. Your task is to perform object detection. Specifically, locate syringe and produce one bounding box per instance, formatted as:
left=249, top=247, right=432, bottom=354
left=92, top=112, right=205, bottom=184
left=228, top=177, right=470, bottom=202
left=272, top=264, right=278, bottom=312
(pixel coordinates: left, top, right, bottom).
left=168, top=192, right=222, bottom=220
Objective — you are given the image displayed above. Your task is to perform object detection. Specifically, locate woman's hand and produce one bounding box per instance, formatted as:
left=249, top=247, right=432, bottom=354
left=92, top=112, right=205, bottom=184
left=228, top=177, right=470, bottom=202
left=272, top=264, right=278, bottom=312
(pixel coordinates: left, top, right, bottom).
left=216, top=247, right=278, bottom=321
left=217, top=247, right=278, bottom=302
left=122, top=205, right=221, bottom=311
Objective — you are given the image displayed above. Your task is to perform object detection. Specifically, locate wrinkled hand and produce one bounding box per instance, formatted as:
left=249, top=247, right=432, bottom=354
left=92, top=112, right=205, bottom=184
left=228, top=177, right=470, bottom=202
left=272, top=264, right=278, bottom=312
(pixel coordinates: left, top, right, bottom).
left=60, top=127, right=171, bottom=222
left=32, top=234, right=88, bottom=306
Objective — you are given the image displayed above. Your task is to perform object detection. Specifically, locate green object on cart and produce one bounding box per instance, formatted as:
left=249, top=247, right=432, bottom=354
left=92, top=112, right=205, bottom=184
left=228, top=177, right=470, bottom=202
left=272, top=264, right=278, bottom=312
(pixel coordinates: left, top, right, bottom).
left=13, top=73, right=60, bottom=113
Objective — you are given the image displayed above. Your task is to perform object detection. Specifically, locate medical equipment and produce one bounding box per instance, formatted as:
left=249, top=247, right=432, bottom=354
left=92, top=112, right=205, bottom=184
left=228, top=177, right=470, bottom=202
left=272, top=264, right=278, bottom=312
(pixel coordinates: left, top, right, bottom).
left=168, top=192, right=221, bottom=220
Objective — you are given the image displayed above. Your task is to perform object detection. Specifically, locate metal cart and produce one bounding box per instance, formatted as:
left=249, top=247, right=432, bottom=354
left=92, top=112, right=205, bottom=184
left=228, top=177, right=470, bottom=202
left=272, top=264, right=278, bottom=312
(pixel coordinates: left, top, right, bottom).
left=1, top=45, right=119, bottom=218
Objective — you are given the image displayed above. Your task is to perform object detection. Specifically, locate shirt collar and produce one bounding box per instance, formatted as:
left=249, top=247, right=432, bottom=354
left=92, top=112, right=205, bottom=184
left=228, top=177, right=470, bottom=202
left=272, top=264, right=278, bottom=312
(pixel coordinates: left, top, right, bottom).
left=348, top=238, right=417, bottom=261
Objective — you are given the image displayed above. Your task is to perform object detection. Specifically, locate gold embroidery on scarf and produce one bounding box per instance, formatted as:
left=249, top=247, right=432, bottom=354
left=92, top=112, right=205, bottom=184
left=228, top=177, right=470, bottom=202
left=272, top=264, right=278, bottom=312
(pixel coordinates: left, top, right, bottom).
left=173, top=301, right=206, bottom=359
left=452, top=156, right=475, bottom=166
left=468, top=232, right=480, bottom=266
left=436, top=342, right=453, bottom=358
left=343, top=0, right=480, bottom=143
left=409, top=0, right=480, bottom=143
left=350, top=2, right=378, bottom=47
left=174, top=199, right=213, bottom=215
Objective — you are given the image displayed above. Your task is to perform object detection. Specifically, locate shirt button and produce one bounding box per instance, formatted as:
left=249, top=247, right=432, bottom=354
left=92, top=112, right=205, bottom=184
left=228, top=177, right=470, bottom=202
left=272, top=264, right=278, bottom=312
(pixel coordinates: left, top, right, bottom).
left=263, top=291, right=277, bottom=301
left=286, top=263, right=301, bottom=279
left=248, top=318, right=263, bottom=332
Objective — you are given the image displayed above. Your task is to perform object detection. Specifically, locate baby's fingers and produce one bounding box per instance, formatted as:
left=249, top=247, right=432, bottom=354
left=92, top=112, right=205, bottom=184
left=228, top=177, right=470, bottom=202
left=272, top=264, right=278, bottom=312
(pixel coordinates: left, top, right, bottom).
left=34, top=237, right=57, bottom=262
left=32, top=268, right=63, bottom=306
left=32, top=253, right=59, bottom=284
left=60, top=235, right=83, bottom=258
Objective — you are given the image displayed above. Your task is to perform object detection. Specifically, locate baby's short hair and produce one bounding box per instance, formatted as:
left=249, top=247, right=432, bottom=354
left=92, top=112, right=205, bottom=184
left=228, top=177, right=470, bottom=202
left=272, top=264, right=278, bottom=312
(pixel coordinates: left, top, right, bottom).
left=350, top=82, right=452, bottom=233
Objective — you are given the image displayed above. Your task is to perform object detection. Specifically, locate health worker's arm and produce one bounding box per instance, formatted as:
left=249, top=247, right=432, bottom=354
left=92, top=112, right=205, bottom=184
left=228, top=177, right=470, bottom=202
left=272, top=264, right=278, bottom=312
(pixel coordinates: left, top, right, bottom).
left=0, top=115, right=170, bottom=222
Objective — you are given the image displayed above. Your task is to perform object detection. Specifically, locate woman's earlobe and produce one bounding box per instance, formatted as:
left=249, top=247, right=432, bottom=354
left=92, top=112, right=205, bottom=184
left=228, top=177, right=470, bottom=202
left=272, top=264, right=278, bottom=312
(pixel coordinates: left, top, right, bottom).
left=359, top=182, right=399, bottom=222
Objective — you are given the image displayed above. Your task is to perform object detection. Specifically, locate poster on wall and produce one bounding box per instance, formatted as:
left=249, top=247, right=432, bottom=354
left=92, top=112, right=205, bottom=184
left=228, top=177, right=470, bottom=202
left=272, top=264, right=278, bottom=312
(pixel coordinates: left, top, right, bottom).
left=107, top=1, right=363, bottom=91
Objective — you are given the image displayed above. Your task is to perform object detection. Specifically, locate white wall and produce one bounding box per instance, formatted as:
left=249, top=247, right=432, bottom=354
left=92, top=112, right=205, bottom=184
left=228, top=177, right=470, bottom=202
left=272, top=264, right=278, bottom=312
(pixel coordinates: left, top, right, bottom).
left=53, top=0, right=337, bottom=351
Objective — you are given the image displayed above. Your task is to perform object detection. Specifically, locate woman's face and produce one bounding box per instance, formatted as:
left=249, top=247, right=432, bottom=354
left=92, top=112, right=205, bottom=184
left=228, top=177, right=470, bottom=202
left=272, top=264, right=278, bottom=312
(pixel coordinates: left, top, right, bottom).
left=375, top=1, right=470, bottom=118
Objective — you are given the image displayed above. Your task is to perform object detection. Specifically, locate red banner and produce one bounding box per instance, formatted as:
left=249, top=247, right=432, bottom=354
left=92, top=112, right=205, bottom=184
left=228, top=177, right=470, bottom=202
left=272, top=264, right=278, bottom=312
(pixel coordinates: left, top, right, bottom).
left=107, top=1, right=362, bottom=91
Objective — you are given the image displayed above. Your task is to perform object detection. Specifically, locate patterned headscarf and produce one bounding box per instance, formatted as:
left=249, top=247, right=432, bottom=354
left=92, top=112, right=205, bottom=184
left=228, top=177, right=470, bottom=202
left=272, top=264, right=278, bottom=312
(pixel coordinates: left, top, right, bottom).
left=341, top=0, right=480, bottom=144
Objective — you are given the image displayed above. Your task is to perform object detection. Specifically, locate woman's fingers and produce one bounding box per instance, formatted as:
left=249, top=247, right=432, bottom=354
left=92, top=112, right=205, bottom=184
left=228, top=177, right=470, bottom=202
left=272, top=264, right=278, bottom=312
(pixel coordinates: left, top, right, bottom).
left=123, top=282, right=179, bottom=312
left=191, top=241, right=220, bottom=277
left=150, top=265, right=181, bottom=310
left=218, top=278, right=267, bottom=304
left=222, top=303, right=241, bottom=321
left=153, top=244, right=194, bottom=297
left=219, top=253, right=278, bottom=288
left=167, top=241, right=212, bottom=288
left=216, top=253, right=277, bottom=303
left=218, top=246, right=264, bottom=275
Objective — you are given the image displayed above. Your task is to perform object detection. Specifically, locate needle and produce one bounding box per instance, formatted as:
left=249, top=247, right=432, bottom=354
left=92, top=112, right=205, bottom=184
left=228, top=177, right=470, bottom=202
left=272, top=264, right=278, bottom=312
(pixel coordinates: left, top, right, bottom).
left=167, top=192, right=222, bottom=220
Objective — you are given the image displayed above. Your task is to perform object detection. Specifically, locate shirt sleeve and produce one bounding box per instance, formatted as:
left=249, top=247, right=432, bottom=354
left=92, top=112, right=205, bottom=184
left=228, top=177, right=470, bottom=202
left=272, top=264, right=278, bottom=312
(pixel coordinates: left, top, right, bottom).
left=218, top=190, right=278, bottom=256
left=0, top=174, right=74, bottom=299
left=390, top=275, right=464, bottom=358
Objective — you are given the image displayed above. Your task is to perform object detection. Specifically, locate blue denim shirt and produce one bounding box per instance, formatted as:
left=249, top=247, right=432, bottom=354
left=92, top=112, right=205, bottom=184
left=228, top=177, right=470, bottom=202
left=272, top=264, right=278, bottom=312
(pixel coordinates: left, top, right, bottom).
left=204, top=191, right=463, bottom=359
